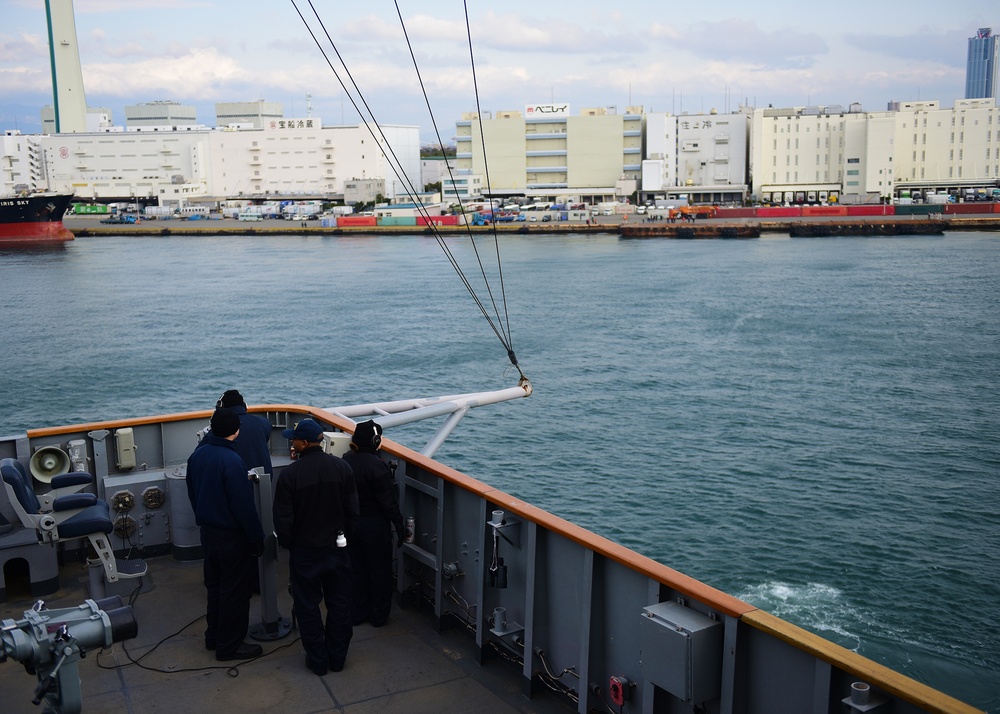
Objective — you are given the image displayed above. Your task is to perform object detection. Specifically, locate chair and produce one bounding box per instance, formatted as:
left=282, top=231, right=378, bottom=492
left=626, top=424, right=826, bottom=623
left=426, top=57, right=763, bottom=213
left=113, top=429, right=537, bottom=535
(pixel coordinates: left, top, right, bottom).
left=0, top=458, right=146, bottom=597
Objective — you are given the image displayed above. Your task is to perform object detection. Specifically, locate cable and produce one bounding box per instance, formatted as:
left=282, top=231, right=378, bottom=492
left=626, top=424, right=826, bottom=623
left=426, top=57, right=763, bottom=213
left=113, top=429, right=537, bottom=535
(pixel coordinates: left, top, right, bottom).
left=288, top=0, right=524, bottom=377
left=96, top=609, right=301, bottom=676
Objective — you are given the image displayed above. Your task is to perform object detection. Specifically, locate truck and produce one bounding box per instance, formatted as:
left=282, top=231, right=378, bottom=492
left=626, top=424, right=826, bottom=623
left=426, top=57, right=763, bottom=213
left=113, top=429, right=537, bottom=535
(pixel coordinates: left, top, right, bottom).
left=669, top=205, right=717, bottom=220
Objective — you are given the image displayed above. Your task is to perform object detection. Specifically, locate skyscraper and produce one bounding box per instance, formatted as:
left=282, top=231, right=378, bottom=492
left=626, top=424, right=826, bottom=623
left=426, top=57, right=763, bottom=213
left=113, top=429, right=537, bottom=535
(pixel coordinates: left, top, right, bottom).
left=965, top=27, right=999, bottom=102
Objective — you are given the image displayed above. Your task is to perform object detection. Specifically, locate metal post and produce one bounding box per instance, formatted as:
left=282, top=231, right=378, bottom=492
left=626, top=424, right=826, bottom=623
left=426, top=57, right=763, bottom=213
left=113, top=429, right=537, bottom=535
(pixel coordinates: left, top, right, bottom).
left=248, top=468, right=291, bottom=641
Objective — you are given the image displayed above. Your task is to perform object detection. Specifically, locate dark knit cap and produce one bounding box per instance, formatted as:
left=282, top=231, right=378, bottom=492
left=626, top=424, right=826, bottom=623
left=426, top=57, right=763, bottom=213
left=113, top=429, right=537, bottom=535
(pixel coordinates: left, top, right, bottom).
left=211, top=408, right=241, bottom=438
left=217, top=389, right=245, bottom=408
left=352, top=420, right=382, bottom=450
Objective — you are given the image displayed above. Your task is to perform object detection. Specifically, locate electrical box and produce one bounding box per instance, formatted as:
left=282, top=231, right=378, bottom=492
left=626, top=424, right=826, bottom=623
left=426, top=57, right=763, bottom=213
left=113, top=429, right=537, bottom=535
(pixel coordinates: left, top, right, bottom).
left=114, top=428, right=137, bottom=470
left=639, top=601, right=723, bottom=703
left=102, top=471, right=170, bottom=553
left=322, top=431, right=353, bottom=458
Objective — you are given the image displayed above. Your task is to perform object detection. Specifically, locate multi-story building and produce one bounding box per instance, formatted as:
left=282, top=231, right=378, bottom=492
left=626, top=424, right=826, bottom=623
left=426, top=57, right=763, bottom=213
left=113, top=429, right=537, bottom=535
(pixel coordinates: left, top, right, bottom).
left=753, top=104, right=848, bottom=204
left=891, top=98, right=1000, bottom=192
left=214, top=101, right=285, bottom=130
left=455, top=104, right=644, bottom=204
left=642, top=110, right=749, bottom=204
left=965, top=27, right=999, bottom=102
left=0, top=120, right=420, bottom=205
left=420, top=156, right=455, bottom=189
left=41, top=106, right=114, bottom=134
left=751, top=99, right=1000, bottom=204
left=125, top=101, right=198, bottom=128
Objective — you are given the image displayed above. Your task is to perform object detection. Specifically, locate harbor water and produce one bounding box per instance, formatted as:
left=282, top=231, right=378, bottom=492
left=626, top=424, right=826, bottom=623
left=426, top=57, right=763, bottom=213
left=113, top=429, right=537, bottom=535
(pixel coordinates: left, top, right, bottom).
left=1, top=231, right=998, bottom=710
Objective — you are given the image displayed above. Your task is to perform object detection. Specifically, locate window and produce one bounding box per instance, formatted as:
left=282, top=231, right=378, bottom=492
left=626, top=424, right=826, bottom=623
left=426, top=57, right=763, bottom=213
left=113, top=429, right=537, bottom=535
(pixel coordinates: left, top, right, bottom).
left=847, top=157, right=860, bottom=163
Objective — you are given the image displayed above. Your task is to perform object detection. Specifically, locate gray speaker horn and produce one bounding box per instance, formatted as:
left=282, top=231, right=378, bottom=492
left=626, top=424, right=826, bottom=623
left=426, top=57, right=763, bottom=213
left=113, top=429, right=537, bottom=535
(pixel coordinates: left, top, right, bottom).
left=29, top=446, right=71, bottom=483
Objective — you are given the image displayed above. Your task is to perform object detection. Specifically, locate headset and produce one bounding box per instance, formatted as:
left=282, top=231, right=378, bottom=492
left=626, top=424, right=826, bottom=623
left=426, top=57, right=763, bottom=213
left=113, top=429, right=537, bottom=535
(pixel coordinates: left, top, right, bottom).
left=370, top=422, right=382, bottom=450
left=216, top=390, right=244, bottom=409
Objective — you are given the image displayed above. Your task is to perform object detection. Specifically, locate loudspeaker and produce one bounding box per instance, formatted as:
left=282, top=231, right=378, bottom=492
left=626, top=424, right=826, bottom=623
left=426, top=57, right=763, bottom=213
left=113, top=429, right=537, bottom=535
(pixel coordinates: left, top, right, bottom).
left=29, top=446, right=71, bottom=483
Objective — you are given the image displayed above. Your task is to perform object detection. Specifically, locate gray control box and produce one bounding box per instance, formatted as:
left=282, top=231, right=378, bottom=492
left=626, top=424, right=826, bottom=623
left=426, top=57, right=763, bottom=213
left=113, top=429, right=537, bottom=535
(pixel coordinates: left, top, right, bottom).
left=639, top=600, right=723, bottom=703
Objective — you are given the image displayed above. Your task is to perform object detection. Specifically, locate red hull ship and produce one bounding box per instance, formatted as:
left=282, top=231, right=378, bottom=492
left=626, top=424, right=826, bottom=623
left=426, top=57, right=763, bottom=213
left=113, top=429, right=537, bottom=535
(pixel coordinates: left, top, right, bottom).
left=0, top=193, right=75, bottom=246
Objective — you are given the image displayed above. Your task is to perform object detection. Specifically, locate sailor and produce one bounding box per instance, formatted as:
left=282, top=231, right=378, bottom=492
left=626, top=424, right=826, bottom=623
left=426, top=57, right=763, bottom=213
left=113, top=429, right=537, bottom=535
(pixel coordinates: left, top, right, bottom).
left=216, top=389, right=273, bottom=477
left=343, top=420, right=404, bottom=627
left=185, top=407, right=265, bottom=661
left=273, top=418, right=359, bottom=676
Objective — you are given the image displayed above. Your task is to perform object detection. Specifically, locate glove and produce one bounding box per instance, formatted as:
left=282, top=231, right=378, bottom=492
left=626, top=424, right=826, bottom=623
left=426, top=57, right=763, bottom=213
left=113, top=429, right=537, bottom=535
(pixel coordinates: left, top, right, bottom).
left=251, top=541, right=265, bottom=558
left=394, top=528, right=405, bottom=549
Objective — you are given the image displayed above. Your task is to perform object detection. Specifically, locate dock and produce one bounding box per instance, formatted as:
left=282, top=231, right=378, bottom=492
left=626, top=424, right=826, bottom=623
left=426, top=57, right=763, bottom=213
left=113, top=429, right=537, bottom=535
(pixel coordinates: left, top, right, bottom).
left=62, top=215, right=1000, bottom=239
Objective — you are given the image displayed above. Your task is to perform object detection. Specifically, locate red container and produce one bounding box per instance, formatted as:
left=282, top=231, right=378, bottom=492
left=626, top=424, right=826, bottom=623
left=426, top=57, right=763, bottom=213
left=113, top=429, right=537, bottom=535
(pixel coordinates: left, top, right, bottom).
left=336, top=216, right=377, bottom=227
left=417, top=215, right=460, bottom=226
left=943, top=203, right=994, bottom=214
left=846, top=205, right=895, bottom=216
left=757, top=206, right=802, bottom=218
left=714, top=207, right=758, bottom=218
left=801, top=206, right=848, bottom=217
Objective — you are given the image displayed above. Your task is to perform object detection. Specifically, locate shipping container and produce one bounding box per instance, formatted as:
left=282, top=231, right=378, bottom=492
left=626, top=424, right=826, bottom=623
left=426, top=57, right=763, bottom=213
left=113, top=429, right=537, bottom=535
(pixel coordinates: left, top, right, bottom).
left=377, top=216, right=418, bottom=226
left=846, top=205, right=895, bottom=216
left=894, top=204, right=940, bottom=215
left=417, top=215, right=460, bottom=226
left=144, top=206, right=175, bottom=217
left=801, top=206, right=848, bottom=217
left=943, top=202, right=994, bottom=214
left=757, top=206, right=802, bottom=218
left=714, top=207, right=757, bottom=218
left=336, top=216, right=378, bottom=227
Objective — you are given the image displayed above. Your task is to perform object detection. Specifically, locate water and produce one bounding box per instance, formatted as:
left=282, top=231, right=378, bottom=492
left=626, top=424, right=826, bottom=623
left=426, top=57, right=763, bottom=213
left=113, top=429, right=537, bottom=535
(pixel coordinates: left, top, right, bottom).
left=1, top=232, right=998, bottom=710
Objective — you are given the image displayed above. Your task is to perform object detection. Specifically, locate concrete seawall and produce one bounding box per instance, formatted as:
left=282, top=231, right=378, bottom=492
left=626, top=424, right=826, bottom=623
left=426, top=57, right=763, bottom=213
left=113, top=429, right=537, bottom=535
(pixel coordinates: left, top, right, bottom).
left=64, top=215, right=1000, bottom=238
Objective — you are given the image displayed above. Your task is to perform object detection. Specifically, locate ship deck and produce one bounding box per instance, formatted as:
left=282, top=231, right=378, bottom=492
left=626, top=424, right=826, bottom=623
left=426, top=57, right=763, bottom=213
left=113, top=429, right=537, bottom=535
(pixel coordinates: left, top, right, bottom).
left=0, top=553, right=573, bottom=714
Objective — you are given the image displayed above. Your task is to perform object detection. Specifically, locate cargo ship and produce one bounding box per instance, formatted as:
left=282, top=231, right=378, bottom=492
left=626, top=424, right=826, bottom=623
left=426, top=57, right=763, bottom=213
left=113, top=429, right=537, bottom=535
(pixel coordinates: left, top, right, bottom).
left=0, top=193, right=75, bottom=246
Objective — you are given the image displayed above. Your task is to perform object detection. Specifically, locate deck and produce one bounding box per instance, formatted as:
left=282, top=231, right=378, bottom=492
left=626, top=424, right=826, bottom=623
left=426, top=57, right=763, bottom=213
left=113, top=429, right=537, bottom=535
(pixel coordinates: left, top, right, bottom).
left=0, top=553, right=573, bottom=714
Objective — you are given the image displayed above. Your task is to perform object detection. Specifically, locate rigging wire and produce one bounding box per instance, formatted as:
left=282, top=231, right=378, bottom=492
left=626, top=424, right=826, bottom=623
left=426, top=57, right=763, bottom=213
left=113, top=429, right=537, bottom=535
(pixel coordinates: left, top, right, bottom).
left=289, top=0, right=523, bottom=376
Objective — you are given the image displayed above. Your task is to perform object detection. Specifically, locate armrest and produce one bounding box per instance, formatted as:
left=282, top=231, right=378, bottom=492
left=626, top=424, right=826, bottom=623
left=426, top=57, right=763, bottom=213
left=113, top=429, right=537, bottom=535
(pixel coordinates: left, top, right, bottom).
left=50, top=472, right=93, bottom=489
left=52, top=493, right=99, bottom=511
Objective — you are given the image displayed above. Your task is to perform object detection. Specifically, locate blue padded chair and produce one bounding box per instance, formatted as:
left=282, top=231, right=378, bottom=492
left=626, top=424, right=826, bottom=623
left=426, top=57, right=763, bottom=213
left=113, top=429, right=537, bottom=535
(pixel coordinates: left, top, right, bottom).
left=0, top=458, right=145, bottom=584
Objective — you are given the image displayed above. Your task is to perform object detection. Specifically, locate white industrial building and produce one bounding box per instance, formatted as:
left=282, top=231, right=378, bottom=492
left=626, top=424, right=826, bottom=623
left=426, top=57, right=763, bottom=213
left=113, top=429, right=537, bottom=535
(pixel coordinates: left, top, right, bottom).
left=215, top=101, right=285, bottom=130
left=642, top=110, right=750, bottom=205
left=0, top=121, right=420, bottom=206
left=125, top=101, right=198, bottom=128
left=750, top=99, right=1000, bottom=204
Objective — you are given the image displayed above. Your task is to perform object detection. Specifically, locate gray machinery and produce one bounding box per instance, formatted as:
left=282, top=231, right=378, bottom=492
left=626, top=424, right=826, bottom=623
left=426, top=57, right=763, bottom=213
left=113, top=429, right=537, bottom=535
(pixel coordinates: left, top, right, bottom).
left=0, top=596, right=137, bottom=714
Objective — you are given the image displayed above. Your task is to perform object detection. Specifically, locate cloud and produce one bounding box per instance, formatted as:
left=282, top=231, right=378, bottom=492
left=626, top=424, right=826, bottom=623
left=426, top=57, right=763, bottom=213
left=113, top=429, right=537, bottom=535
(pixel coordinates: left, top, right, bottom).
left=843, top=27, right=969, bottom=67
left=81, top=47, right=255, bottom=100
left=74, top=0, right=210, bottom=13
left=652, top=19, right=829, bottom=69
left=0, top=32, right=49, bottom=63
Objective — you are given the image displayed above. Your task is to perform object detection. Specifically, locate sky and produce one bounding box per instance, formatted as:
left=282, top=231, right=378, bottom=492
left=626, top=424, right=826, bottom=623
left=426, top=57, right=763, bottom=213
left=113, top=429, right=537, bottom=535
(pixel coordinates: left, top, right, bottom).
left=0, top=0, right=995, bottom=144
